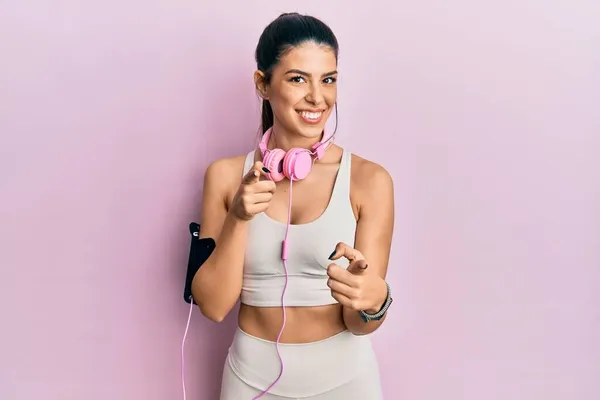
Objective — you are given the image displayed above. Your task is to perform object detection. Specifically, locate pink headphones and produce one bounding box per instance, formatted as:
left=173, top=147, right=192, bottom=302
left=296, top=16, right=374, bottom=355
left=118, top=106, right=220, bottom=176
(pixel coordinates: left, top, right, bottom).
left=259, top=127, right=330, bottom=182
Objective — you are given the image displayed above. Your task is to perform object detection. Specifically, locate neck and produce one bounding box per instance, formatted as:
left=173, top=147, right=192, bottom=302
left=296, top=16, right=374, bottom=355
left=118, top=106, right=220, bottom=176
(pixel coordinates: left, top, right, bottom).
left=267, top=121, right=325, bottom=152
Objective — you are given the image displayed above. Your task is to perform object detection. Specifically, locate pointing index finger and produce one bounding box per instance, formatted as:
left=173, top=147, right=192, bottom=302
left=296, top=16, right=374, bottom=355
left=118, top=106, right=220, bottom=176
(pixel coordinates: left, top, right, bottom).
left=242, top=161, right=269, bottom=184
left=328, top=242, right=365, bottom=262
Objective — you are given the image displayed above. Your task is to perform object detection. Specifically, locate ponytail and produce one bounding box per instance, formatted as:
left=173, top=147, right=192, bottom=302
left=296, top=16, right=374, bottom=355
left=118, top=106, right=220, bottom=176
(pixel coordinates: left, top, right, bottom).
left=261, top=99, right=274, bottom=134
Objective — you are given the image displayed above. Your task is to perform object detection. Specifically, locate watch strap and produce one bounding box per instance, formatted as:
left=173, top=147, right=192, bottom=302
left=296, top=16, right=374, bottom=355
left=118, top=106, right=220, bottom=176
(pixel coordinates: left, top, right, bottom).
left=359, top=282, right=393, bottom=322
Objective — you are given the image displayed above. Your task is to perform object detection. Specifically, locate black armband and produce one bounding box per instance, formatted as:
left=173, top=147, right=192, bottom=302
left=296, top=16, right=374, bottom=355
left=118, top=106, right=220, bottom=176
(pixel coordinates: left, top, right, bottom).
left=183, top=222, right=216, bottom=304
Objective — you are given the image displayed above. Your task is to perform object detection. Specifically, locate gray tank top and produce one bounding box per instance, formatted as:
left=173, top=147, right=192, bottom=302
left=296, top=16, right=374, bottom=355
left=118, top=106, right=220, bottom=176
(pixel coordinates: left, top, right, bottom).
left=240, top=149, right=357, bottom=307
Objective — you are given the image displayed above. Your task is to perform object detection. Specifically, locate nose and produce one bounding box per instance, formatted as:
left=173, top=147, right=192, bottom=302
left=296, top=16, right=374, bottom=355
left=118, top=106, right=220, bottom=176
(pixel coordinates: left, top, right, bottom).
left=305, top=82, right=324, bottom=105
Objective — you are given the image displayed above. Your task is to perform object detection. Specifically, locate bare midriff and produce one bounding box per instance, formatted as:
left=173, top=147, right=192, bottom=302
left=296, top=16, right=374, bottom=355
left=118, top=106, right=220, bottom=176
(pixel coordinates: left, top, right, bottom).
left=238, top=303, right=347, bottom=343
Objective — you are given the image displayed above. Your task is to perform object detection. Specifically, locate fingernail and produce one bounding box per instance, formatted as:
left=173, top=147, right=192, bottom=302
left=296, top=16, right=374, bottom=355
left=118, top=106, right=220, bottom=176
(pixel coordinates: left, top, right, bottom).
left=360, top=263, right=369, bottom=269
left=262, top=167, right=270, bottom=173
left=328, top=250, right=336, bottom=260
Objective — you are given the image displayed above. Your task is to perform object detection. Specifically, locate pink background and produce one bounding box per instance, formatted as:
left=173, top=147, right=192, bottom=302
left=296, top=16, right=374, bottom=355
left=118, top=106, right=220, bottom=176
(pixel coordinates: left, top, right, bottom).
left=1, top=1, right=599, bottom=399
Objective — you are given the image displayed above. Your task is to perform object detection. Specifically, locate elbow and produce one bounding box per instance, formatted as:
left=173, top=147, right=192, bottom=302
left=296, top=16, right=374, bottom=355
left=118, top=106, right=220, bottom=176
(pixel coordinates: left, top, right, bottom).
left=191, top=288, right=226, bottom=323
left=191, top=273, right=239, bottom=323
left=193, top=292, right=230, bottom=323
left=190, top=276, right=221, bottom=322
left=207, top=314, right=226, bottom=323
left=198, top=303, right=228, bottom=323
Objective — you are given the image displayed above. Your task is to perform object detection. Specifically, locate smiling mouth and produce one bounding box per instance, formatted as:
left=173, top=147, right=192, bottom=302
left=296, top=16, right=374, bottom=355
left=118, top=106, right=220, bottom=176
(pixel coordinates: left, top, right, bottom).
left=297, top=110, right=324, bottom=123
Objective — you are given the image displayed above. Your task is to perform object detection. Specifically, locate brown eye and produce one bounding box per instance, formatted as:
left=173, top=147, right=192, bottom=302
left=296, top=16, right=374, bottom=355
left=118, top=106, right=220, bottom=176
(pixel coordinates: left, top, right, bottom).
left=290, top=76, right=305, bottom=83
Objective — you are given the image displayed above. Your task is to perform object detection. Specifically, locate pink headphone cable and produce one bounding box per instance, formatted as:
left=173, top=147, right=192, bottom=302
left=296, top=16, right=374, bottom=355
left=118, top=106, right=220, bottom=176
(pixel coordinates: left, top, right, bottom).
left=182, top=296, right=194, bottom=400
left=182, top=125, right=336, bottom=398
left=181, top=179, right=294, bottom=400
left=252, top=178, right=294, bottom=399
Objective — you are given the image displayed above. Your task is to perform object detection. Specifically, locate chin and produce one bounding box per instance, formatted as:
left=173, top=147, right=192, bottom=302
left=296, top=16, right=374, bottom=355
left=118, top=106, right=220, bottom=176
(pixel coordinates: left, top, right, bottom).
left=296, top=124, right=326, bottom=139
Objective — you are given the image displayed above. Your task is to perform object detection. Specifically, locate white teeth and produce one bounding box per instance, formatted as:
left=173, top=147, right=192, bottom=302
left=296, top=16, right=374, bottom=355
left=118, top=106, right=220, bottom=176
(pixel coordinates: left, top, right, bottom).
left=299, top=111, right=322, bottom=120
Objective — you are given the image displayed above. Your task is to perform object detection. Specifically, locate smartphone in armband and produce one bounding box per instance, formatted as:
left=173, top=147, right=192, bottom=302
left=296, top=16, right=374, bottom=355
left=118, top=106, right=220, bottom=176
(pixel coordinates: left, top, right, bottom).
left=183, top=222, right=216, bottom=304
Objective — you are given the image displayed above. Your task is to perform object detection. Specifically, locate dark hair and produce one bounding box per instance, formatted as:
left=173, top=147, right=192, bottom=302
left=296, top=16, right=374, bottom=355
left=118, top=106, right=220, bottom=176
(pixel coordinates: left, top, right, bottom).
left=255, top=12, right=340, bottom=134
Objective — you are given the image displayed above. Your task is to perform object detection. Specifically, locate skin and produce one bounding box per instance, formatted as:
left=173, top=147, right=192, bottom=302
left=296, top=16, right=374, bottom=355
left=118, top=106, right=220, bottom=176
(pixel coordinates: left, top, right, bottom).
left=191, top=41, right=394, bottom=343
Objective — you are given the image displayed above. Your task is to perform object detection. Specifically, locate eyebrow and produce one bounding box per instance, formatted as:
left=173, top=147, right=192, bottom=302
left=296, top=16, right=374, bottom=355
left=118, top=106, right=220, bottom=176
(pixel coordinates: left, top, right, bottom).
left=284, top=69, right=338, bottom=77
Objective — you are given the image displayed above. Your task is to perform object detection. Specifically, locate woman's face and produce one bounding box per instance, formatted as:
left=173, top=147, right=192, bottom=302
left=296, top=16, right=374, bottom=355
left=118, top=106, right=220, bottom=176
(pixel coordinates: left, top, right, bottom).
left=257, top=41, right=338, bottom=140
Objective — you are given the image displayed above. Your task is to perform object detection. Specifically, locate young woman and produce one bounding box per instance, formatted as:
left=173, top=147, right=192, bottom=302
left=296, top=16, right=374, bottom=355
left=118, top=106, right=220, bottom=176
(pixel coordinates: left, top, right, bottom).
left=192, top=12, right=395, bottom=400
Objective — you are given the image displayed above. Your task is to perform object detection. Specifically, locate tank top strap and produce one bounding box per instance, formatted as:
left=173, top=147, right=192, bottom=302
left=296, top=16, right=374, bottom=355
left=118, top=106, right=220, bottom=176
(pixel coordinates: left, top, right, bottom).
left=328, top=149, right=353, bottom=208
left=242, top=150, right=256, bottom=177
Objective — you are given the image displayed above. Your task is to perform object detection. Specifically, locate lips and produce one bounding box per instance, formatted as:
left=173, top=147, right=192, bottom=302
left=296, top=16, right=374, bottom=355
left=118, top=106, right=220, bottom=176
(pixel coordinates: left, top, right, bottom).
left=297, top=110, right=325, bottom=124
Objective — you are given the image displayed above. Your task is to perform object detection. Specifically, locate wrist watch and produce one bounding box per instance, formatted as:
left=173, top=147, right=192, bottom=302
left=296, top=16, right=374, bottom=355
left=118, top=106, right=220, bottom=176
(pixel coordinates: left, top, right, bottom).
left=359, top=282, right=393, bottom=323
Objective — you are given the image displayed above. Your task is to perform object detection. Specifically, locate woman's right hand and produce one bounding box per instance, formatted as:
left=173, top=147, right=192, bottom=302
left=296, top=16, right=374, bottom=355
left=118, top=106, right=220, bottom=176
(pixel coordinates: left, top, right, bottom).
left=229, top=161, right=277, bottom=221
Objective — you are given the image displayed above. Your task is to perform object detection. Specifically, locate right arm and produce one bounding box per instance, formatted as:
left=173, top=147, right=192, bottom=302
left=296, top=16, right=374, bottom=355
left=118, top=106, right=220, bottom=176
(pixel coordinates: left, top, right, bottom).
left=191, top=159, right=247, bottom=322
left=191, top=158, right=273, bottom=322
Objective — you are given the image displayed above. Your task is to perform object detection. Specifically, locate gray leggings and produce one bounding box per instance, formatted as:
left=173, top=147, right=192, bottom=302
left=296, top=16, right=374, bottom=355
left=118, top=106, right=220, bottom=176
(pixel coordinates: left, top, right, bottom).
left=219, top=328, right=384, bottom=399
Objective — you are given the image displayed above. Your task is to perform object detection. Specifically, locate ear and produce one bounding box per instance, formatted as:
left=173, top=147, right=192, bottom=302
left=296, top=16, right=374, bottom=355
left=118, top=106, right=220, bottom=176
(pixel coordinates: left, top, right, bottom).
left=254, top=70, right=269, bottom=100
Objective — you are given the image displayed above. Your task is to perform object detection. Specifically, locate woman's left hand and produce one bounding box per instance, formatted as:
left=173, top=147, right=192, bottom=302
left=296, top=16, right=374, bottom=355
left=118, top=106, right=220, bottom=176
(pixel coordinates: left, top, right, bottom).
left=326, top=242, right=388, bottom=314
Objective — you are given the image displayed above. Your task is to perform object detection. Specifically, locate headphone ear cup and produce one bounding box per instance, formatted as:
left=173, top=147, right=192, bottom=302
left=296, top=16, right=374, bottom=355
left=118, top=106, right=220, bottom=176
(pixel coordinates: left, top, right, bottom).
left=263, top=148, right=286, bottom=182
left=283, top=148, right=313, bottom=181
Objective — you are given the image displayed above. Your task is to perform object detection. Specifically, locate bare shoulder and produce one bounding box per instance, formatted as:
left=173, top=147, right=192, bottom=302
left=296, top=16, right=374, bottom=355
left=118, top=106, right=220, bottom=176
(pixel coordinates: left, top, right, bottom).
left=203, top=153, right=251, bottom=206
left=205, top=154, right=248, bottom=181
left=199, top=152, right=250, bottom=239
left=350, top=153, right=394, bottom=196
left=348, top=153, right=395, bottom=256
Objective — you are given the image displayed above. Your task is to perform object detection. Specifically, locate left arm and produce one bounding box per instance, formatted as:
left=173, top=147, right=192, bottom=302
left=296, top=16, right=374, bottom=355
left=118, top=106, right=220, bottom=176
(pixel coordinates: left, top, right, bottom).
left=327, top=161, right=395, bottom=335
